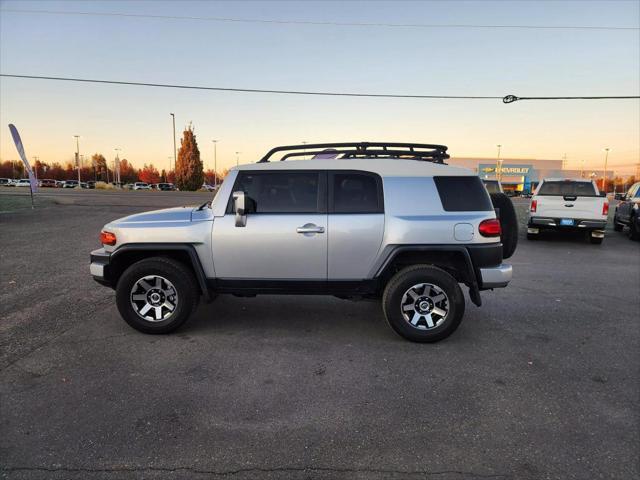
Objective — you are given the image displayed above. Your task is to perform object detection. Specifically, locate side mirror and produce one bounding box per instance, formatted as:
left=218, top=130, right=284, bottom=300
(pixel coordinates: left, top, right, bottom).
left=233, top=191, right=247, bottom=227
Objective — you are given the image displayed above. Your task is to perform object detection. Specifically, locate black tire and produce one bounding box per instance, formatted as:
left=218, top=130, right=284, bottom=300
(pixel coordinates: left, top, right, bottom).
left=116, top=256, right=200, bottom=334
left=613, top=214, right=623, bottom=232
left=382, top=265, right=465, bottom=343
left=629, top=215, right=640, bottom=241
left=490, top=193, right=518, bottom=259
left=589, top=235, right=603, bottom=245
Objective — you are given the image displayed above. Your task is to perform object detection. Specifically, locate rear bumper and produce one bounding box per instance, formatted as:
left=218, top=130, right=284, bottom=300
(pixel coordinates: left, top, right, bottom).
left=479, top=263, right=512, bottom=289
left=90, top=248, right=112, bottom=287
left=528, top=217, right=606, bottom=230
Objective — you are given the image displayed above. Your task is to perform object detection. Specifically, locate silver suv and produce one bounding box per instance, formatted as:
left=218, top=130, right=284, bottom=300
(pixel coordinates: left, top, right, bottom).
left=90, top=142, right=514, bottom=342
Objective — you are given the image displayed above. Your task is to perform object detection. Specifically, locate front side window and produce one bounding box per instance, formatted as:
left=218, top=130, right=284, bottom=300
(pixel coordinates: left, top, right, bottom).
left=232, top=171, right=321, bottom=213
left=330, top=172, right=383, bottom=213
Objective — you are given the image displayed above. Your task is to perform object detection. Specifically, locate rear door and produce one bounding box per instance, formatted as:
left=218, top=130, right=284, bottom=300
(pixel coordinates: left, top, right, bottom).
left=535, top=180, right=603, bottom=220
left=327, top=171, right=384, bottom=279
left=211, top=170, right=328, bottom=279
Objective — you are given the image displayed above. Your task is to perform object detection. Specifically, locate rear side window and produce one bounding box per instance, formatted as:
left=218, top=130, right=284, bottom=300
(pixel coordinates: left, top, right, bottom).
left=434, top=176, right=493, bottom=212
left=232, top=171, right=322, bottom=213
left=537, top=181, right=596, bottom=197
left=330, top=172, right=383, bottom=213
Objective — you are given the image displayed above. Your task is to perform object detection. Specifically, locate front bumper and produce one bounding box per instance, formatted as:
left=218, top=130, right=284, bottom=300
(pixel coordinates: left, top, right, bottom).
left=479, top=263, right=512, bottom=289
left=528, top=217, right=606, bottom=230
left=90, top=248, right=112, bottom=286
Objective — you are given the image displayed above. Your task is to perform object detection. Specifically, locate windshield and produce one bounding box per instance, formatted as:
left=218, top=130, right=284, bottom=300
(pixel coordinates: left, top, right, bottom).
left=537, top=181, right=597, bottom=197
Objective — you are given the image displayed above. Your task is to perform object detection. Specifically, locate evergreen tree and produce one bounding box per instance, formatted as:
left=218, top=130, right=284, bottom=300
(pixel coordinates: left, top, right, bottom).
left=175, top=124, right=203, bottom=191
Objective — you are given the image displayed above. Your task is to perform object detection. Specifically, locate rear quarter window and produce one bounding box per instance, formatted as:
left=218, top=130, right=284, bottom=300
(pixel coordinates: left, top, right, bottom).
left=434, top=176, right=494, bottom=212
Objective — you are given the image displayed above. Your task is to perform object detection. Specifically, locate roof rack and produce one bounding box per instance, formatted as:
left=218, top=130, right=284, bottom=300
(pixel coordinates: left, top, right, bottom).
left=258, top=142, right=450, bottom=163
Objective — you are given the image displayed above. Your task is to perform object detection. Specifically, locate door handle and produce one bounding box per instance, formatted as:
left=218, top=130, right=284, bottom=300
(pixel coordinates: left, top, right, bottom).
left=296, top=223, right=325, bottom=234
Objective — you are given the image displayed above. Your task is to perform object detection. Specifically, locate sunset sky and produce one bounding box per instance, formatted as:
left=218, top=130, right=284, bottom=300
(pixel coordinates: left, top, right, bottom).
left=0, top=0, right=638, bottom=174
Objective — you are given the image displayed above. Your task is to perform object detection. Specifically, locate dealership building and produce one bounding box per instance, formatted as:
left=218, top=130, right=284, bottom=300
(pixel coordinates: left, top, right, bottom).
left=447, top=157, right=612, bottom=193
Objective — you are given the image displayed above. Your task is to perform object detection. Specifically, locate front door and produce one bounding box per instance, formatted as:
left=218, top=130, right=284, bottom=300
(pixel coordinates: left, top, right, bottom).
left=212, top=170, right=327, bottom=279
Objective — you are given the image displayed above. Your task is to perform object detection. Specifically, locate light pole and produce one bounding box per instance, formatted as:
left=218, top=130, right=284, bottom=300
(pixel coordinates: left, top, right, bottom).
left=581, top=158, right=585, bottom=178
left=170, top=113, right=177, bottom=174
left=114, top=148, right=122, bottom=185
left=235, top=151, right=241, bottom=167
left=495, top=144, right=502, bottom=181
left=167, top=156, right=173, bottom=181
left=602, top=147, right=610, bottom=193
left=74, top=135, right=81, bottom=187
left=212, top=140, right=218, bottom=187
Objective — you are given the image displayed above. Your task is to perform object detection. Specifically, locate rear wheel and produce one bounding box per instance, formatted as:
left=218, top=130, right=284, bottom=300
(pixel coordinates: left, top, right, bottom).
left=382, top=265, right=465, bottom=343
left=116, top=257, right=200, bottom=334
left=589, top=235, right=603, bottom=245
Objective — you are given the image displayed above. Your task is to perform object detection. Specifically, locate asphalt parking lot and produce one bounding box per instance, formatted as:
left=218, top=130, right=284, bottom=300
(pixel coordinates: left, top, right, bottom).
left=1, top=190, right=638, bottom=480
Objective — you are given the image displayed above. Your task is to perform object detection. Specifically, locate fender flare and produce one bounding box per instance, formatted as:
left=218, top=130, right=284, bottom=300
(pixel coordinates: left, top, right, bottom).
left=372, top=245, right=482, bottom=306
left=110, top=243, right=211, bottom=301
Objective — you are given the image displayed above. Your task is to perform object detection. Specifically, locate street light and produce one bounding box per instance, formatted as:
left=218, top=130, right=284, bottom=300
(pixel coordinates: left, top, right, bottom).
left=114, top=148, right=122, bottom=185
left=235, top=151, right=241, bottom=166
left=495, top=144, right=502, bottom=181
left=212, top=140, right=219, bottom=187
left=73, top=135, right=81, bottom=187
left=602, top=147, right=611, bottom=193
left=170, top=113, right=177, bottom=173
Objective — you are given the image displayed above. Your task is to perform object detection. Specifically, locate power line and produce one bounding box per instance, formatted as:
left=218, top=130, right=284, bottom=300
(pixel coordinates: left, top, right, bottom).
left=1, top=74, right=638, bottom=103
left=0, top=74, right=502, bottom=100
left=1, top=8, right=638, bottom=31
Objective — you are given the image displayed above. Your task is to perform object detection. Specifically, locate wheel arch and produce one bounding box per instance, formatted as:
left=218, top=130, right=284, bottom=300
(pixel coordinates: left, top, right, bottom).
left=109, top=244, right=210, bottom=301
left=373, top=245, right=481, bottom=306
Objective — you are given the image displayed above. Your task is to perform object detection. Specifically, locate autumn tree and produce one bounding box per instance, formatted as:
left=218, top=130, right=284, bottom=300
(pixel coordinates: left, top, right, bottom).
left=139, top=164, right=161, bottom=184
left=92, top=153, right=108, bottom=181
left=175, top=125, right=203, bottom=191
left=118, top=159, right=139, bottom=184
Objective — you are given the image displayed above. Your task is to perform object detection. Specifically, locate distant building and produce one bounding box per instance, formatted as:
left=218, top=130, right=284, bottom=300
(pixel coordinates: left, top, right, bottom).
left=448, top=157, right=614, bottom=193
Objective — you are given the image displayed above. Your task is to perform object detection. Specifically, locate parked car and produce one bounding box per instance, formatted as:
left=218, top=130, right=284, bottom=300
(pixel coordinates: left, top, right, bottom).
left=86, top=181, right=96, bottom=189
left=613, top=181, right=640, bottom=240
left=132, top=182, right=151, bottom=191
left=0, top=178, right=12, bottom=186
left=90, top=141, right=515, bottom=342
left=527, top=178, right=608, bottom=244
left=153, top=182, right=175, bottom=191
left=14, top=179, right=31, bottom=187
left=55, top=180, right=65, bottom=188
left=39, top=179, right=57, bottom=188
left=201, top=183, right=216, bottom=192
left=63, top=180, right=79, bottom=188
left=482, top=179, right=503, bottom=194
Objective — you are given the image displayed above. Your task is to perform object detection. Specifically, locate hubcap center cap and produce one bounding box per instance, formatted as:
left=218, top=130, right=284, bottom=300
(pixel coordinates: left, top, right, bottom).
left=149, top=292, right=162, bottom=304
left=416, top=298, right=433, bottom=313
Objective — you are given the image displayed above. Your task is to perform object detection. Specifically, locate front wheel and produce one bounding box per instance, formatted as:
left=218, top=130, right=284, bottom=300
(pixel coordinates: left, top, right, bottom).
left=382, top=265, right=465, bottom=343
left=116, top=257, right=200, bottom=334
left=629, top=215, right=640, bottom=241
left=613, top=214, right=623, bottom=232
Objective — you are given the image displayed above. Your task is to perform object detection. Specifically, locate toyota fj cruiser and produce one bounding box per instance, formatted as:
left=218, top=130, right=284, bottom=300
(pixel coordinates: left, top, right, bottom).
left=90, top=142, right=515, bottom=342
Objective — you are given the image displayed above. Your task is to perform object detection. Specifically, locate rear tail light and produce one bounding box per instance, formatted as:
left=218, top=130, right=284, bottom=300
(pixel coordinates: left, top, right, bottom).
left=602, top=202, right=609, bottom=215
left=479, top=218, right=501, bottom=237
left=530, top=200, right=537, bottom=212
left=100, top=231, right=117, bottom=246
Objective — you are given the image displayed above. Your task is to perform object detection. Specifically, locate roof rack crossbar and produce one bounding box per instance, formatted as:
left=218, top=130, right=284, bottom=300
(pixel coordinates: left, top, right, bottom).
left=258, top=142, right=449, bottom=163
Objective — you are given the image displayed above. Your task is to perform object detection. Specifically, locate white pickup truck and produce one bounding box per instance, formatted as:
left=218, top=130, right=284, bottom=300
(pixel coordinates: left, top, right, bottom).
left=527, top=178, right=609, bottom=244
